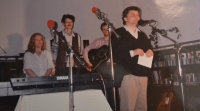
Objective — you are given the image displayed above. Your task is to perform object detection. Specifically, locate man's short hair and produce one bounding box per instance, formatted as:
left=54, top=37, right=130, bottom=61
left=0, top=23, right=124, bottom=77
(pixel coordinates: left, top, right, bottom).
left=100, top=22, right=108, bottom=31
left=122, top=6, right=141, bottom=25
left=61, top=14, right=75, bottom=23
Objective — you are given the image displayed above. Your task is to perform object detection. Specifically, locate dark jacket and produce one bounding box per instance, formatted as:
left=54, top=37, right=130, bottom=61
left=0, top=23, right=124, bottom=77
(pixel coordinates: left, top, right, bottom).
left=111, top=27, right=153, bottom=87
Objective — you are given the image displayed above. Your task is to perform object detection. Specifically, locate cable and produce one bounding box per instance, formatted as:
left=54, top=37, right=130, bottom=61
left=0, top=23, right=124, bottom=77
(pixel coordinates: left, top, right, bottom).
left=98, top=74, right=107, bottom=97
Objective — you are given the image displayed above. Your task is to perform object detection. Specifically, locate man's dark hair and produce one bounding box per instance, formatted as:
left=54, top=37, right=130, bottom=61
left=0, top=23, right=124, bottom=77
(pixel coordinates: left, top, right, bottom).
left=122, top=6, right=142, bottom=25
left=100, top=22, right=108, bottom=31
left=61, top=14, right=75, bottom=23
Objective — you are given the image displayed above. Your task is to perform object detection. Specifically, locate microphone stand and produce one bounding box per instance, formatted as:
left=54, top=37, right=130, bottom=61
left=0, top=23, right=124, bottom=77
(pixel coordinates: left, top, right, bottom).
left=93, top=9, right=122, bottom=110
left=53, top=30, right=86, bottom=111
left=67, top=44, right=86, bottom=111
left=105, top=19, right=116, bottom=111
left=150, top=25, right=199, bottom=111
left=0, top=46, right=7, bottom=55
left=98, top=14, right=120, bottom=111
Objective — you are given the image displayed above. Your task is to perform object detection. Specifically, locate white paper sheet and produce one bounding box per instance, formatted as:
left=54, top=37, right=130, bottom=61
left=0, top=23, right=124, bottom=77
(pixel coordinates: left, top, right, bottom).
left=137, top=53, right=153, bottom=68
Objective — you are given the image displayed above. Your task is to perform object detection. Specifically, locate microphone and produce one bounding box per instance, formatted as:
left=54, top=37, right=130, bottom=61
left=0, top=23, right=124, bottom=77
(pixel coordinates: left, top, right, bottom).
left=92, top=7, right=99, bottom=14
left=91, top=7, right=105, bottom=20
left=47, top=20, right=55, bottom=28
left=47, top=20, right=59, bottom=43
left=138, top=19, right=156, bottom=26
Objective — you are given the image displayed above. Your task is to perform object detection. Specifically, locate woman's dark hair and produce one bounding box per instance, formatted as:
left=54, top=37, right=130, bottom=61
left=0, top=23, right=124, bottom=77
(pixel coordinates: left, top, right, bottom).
left=26, top=33, right=46, bottom=53
left=122, top=6, right=142, bottom=25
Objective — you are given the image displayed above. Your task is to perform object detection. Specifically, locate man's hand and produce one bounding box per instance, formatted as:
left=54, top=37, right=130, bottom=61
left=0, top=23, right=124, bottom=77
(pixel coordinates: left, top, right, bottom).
left=146, top=49, right=154, bottom=57
left=134, top=48, right=144, bottom=56
left=86, top=62, right=93, bottom=72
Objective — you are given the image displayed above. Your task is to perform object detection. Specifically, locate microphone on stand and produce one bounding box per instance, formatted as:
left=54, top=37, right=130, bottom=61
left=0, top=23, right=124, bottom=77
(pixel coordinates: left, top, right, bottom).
left=91, top=7, right=121, bottom=39
left=138, top=19, right=156, bottom=26
left=92, top=7, right=106, bottom=20
left=47, top=20, right=58, bottom=43
left=47, top=20, right=59, bottom=54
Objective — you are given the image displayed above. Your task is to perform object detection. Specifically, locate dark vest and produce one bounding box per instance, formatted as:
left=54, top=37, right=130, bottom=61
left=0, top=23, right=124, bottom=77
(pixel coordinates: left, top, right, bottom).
left=56, top=31, right=81, bottom=74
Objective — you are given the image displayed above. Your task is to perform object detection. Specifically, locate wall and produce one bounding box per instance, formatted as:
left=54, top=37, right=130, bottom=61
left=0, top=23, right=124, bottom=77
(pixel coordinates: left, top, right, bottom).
left=0, top=0, right=200, bottom=55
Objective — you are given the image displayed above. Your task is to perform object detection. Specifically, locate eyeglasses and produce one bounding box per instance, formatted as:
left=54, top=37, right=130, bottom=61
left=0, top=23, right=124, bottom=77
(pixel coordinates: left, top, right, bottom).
left=102, top=28, right=108, bottom=31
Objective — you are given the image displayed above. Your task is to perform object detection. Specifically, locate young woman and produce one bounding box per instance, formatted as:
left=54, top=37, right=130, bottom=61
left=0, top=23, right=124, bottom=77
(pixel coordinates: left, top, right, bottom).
left=23, top=33, right=54, bottom=77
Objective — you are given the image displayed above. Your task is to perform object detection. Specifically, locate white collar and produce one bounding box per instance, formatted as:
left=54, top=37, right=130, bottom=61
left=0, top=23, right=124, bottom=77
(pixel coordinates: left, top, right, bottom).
left=123, top=25, right=141, bottom=33
left=124, top=25, right=140, bottom=39
left=62, top=30, right=75, bottom=37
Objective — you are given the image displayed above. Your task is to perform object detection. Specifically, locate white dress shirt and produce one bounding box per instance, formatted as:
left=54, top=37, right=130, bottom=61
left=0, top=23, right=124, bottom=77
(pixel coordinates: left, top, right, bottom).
left=23, top=50, right=54, bottom=77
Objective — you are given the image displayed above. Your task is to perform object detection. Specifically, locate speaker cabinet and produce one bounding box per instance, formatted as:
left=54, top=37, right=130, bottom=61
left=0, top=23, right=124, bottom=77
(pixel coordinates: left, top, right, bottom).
left=0, top=56, right=24, bottom=82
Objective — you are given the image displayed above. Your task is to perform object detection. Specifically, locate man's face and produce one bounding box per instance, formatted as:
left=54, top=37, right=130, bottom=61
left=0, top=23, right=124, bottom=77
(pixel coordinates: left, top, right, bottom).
left=62, top=18, right=74, bottom=30
left=124, top=10, right=140, bottom=26
left=102, top=25, right=110, bottom=36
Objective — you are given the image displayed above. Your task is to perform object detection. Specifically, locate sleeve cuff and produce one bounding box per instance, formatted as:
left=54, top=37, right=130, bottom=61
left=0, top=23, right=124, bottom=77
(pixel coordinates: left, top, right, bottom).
left=130, top=50, right=134, bottom=57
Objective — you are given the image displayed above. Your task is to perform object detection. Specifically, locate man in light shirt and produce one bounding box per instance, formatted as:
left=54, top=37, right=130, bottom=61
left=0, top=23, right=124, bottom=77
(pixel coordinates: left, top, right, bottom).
left=52, top=14, right=82, bottom=76
left=83, top=22, right=110, bottom=72
left=111, top=6, right=154, bottom=111
left=83, top=22, right=115, bottom=109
